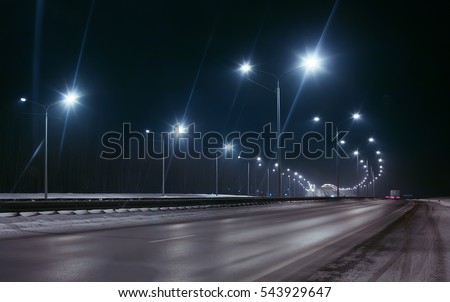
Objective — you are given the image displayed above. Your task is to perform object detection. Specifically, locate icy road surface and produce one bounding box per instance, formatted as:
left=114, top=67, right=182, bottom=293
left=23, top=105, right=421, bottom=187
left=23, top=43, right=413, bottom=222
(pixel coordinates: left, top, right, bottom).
left=0, top=199, right=448, bottom=281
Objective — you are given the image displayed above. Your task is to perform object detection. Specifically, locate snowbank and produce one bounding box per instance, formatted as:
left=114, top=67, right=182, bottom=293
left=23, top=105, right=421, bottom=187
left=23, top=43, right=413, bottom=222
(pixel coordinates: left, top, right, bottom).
left=418, top=197, right=450, bottom=208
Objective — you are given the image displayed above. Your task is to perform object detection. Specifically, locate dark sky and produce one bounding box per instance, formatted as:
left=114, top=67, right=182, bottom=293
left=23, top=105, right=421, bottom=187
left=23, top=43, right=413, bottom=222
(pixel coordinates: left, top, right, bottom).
left=1, top=0, right=449, bottom=197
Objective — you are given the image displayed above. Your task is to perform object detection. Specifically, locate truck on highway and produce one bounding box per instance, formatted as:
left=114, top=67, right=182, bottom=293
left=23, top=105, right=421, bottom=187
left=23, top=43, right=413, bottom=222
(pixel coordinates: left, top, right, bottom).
left=385, top=189, right=401, bottom=199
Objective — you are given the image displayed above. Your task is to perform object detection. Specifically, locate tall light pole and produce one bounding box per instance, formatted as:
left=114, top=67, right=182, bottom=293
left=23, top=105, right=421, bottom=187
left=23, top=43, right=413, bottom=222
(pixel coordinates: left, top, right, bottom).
left=239, top=54, right=322, bottom=198
left=215, top=156, right=219, bottom=196
left=338, top=113, right=360, bottom=197
left=367, top=137, right=377, bottom=197
left=216, top=144, right=232, bottom=196
left=288, top=174, right=291, bottom=197
left=294, top=172, right=299, bottom=197
left=161, top=133, right=166, bottom=196
left=238, top=156, right=251, bottom=196
left=353, top=150, right=359, bottom=197
left=371, top=167, right=375, bottom=197
left=149, top=125, right=184, bottom=197
left=247, top=161, right=250, bottom=196
left=336, top=133, right=345, bottom=198
left=146, top=130, right=169, bottom=196
left=365, top=160, right=369, bottom=196
left=20, top=93, right=78, bottom=199
left=276, top=79, right=281, bottom=198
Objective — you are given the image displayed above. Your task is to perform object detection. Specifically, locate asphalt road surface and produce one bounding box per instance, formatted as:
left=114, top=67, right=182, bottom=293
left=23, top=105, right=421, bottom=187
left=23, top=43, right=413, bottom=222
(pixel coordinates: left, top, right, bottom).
left=0, top=199, right=421, bottom=281
left=308, top=200, right=449, bottom=281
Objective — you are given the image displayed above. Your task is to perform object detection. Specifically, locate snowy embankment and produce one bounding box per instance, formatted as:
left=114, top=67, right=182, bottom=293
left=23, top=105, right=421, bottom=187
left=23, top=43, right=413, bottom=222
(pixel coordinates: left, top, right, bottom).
left=0, top=200, right=321, bottom=239
left=308, top=198, right=450, bottom=281
left=0, top=193, right=245, bottom=200
left=0, top=204, right=231, bottom=238
left=417, top=197, right=450, bottom=207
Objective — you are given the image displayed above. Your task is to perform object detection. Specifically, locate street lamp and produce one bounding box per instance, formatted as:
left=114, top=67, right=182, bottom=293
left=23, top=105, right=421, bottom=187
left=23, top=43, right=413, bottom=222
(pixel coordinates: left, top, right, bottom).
left=257, top=158, right=272, bottom=197
left=335, top=114, right=361, bottom=198
left=216, top=144, right=232, bottom=196
left=353, top=150, right=359, bottom=197
left=352, top=113, right=361, bottom=120
left=20, top=92, right=79, bottom=199
left=238, top=156, right=250, bottom=196
left=293, top=172, right=299, bottom=197
left=239, top=54, right=322, bottom=198
left=301, top=55, right=322, bottom=71
left=367, top=137, right=383, bottom=197
left=146, top=129, right=168, bottom=196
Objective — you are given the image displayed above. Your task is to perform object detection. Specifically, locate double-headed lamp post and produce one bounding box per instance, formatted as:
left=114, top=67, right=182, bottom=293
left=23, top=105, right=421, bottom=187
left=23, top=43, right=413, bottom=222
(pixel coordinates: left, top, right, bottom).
left=20, top=93, right=79, bottom=199
left=314, top=113, right=361, bottom=198
left=239, top=54, right=322, bottom=198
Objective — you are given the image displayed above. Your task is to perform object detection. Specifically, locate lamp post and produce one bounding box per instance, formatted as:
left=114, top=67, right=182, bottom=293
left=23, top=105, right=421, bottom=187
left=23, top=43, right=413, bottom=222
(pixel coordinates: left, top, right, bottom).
left=162, top=133, right=166, bottom=196
left=288, top=174, right=291, bottom=197
left=215, top=156, right=219, bottom=196
left=255, top=157, right=269, bottom=196
left=239, top=55, right=322, bottom=197
left=294, top=172, right=299, bottom=197
left=148, top=125, right=186, bottom=197
left=20, top=93, right=78, bottom=199
left=238, top=156, right=251, bottom=196
left=146, top=130, right=166, bottom=196
left=312, top=113, right=360, bottom=198
left=246, top=161, right=250, bottom=196
left=216, top=144, right=232, bottom=196
left=353, top=150, right=359, bottom=197
left=367, top=137, right=379, bottom=198
left=335, top=130, right=348, bottom=197
left=338, top=113, right=361, bottom=197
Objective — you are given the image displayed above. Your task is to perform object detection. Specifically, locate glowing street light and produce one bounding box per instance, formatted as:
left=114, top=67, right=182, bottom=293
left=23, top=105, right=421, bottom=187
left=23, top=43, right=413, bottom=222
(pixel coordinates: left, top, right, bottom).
left=352, top=113, right=361, bottom=120
left=63, top=92, right=79, bottom=106
left=175, top=124, right=187, bottom=134
left=20, top=92, right=79, bottom=199
left=301, top=54, right=322, bottom=71
left=240, top=63, right=252, bottom=73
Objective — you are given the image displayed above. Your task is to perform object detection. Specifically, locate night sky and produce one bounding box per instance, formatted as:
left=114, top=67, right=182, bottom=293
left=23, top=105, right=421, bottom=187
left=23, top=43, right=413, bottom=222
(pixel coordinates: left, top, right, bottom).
left=1, top=0, right=449, bottom=197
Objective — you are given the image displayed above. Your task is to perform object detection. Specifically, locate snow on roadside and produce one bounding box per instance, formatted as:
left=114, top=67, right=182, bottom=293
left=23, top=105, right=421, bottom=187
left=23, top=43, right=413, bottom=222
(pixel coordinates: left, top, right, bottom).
left=417, top=197, right=450, bottom=208
left=0, top=201, right=324, bottom=239
left=0, top=209, right=206, bottom=239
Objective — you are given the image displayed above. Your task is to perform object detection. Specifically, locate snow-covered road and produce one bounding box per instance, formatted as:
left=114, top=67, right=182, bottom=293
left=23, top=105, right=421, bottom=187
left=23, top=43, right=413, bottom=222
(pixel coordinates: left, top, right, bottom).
left=308, top=199, right=450, bottom=281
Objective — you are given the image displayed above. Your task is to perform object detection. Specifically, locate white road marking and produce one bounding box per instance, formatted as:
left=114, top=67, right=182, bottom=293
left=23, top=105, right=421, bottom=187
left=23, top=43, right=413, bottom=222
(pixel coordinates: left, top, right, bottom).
left=274, top=219, right=289, bottom=223
left=149, top=234, right=196, bottom=243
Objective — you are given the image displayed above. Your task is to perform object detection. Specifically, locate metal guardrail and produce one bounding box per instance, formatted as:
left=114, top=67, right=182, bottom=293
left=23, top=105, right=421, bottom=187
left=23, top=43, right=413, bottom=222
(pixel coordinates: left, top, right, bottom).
left=0, top=196, right=347, bottom=213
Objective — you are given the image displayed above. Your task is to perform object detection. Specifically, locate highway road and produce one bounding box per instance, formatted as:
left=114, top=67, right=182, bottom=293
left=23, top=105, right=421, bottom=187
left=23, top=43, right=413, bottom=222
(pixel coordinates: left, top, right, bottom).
left=0, top=199, right=415, bottom=281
